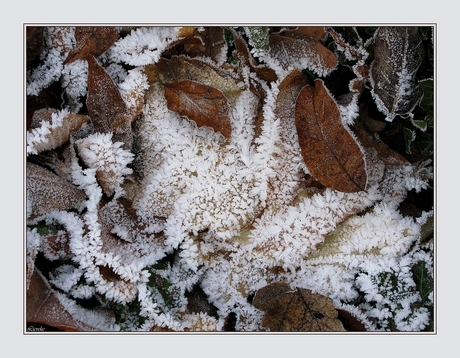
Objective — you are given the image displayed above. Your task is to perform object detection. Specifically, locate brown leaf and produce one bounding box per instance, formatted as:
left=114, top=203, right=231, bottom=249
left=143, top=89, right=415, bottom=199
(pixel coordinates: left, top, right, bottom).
left=370, top=27, right=424, bottom=121
left=146, top=56, right=242, bottom=100
left=27, top=162, right=86, bottom=218
left=86, top=55, right=128, bottom=132
left=27, top=268, right=115, bottom=331
left=64, top=26, right=119, bottom=64
left=253, top=282, right=345, bottom=332
left=287, top=26, right=326, bottom=41
left=86, top=55, right=133, bottom=147
left=295, top=79, right=367, bottom=192
left=269, top=32, right=337, bottom=76
left=164, top=80, right=232, bottom=138
left=28, top=108, right=90, bottom=154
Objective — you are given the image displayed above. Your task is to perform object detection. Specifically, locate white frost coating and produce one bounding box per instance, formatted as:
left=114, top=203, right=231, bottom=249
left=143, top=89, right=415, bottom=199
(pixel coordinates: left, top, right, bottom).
left=27, top=109, right=70, bottom=155
left=108, top=27, right=181, bottom=66
left=54, top=291, right=120, bottom=331
left=76, top=132, right=134, bottom=197
left=338, top=92, right=360, bottom=126
left=117, top=67, right=150, bottom=113
left=61, top=59, right=88, bottom=113
left=49, top=264, right=83, bottom=292
left=27, top=27, right=75, bottom=96
left=134, top=84, right=266, bottom=247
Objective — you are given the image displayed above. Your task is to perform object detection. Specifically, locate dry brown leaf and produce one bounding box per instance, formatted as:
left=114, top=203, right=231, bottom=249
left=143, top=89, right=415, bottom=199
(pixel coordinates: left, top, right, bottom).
left=27, top=268, right=115, bottom=331
left=146, top=56, right=242, bottom=100
left=28, top=108, right=90, bottom=154
left=269, top=31, right=337, bottom=76
left=26, top=162, right=86, bottom=218
left=164, top=80, right=232, bottom=138
left=86, top=55, right=130, bottom=135
left=295, top=79, right=367, bottom=192
left=64, top=26, right=119, bottom=64
left=370, top=27, right=424, bottom=121
left=253, top=282, right=345, bottom=332
left=171, top=27, right=227, bottom=61
left=287, top=26, right=326, bottom=41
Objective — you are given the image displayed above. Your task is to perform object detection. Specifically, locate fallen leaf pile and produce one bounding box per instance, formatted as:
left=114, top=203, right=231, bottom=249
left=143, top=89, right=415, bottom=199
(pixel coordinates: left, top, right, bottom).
left=26, top=26, right=434, bottom=332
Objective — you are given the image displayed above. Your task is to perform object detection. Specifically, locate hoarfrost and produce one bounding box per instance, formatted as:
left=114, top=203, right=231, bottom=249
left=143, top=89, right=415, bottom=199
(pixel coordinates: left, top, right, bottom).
left=108, top=27, right=181, bottom=66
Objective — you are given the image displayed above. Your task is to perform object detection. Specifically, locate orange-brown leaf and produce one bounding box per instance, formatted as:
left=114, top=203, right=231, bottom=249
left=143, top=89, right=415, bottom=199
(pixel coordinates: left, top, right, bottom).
left=86, top=55, right=129, bottom=135
left=64, top=26, right=119, bottom=64
left=164, top=80, right=231, bottom=138
left=294, top=79, right=367, bottom=192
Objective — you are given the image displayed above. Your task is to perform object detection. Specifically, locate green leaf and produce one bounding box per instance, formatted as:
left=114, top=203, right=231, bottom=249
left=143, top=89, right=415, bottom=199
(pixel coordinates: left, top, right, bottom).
left=416, top=131, right=434, bottom=157
left=403, top=126, right=416, bottom=154
left=246, top=26, right=270, bottom=52
left=419, top=79, right=434, bottom=125
left=410, top=118, right=428, bottom=131
left=411, top=261, right=433, bottom=304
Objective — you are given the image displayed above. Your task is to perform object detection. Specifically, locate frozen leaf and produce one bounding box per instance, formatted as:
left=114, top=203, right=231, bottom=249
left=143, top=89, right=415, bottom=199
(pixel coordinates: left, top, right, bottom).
left=27, top=108, right=90, bottom=155
left=26, top=162, right=86, bottom=218
left=268, top=29, right=337, bottom=76
left=295, top=79, right=367, bottom=192
left=164, top=80, right=232, bottom=138
left=76, top=132, right=134, bottom=197
left=245, top=26, right=270, bottom=53
left=146, top=56, right=242, bottom=99
left=169, top=27, right=227, bottom=62
left=370, top=27, right=424, bottom=121
left=86, top=55, right=130, bottom=136
left=252, top=282, right=345, bottom=332
left=64, top=26, right=119, bottom=64
left=27, top=268, right=117, bottom=331
left=232, top=29, right=277, bottom=85
left=108, top=27, right=182, bottom=66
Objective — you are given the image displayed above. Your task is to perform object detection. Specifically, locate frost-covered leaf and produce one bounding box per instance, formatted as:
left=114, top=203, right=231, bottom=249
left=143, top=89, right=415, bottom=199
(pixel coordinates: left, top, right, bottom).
left=76, top=132, right=134, bottom=196
left=245, top=26, right=270, bottom=54
left=108, top=27, right=183, bottom=66
left=26, top=162, right=86, bottom=218
left=64, top=26, right=119, bottom=64
left=370, top=27, right=424, bottom=121
left=27, top=108, right=90, bottom=155
left=164, top=80, right=232, bottom=138
left=403, top=126, right=416, bottom=154
left=294, top=79, right=367, bottom=192
left=169, top=27, right=227, bottom=63
left=27, top=27, right=75, bottom=96
left=86, top=54, right=130, bottom=136
left=147, top=56, right=242, bottom=99
left=418, top=78, right=434, bottom=124
left=268, top=28, right=337, bottom=76
left=232, top=29, right=277, bottom=84
left=252, top=282, right=345, bottom=332
left=27, top=268, right=117, bottom=331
